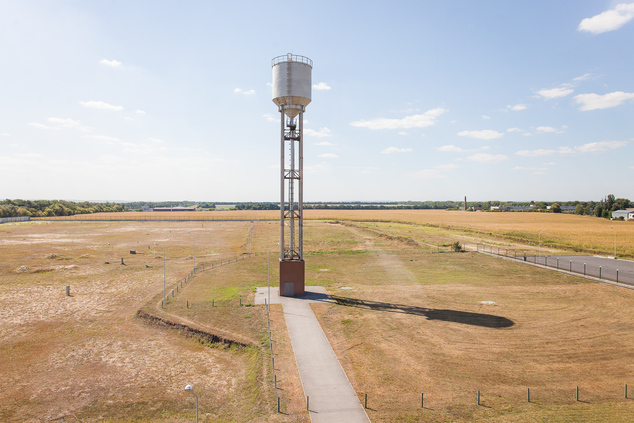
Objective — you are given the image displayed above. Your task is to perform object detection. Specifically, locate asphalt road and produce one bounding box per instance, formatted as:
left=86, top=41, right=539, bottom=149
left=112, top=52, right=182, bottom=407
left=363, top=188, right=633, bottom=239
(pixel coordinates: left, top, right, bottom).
left=514, top=254, right=634, bottom=286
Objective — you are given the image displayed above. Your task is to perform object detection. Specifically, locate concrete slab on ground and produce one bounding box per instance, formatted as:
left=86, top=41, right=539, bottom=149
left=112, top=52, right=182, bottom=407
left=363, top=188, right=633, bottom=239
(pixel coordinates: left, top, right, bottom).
left=255, top=286, right=370, bottom=423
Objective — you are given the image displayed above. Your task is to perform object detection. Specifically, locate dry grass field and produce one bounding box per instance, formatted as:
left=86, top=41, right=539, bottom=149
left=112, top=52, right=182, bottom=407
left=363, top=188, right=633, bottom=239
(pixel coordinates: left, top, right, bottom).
left=5, top=213, right=634, bottom=422
left=0, top=220, right=306, bottom=422
left=38, top=209, right=634, bottom=258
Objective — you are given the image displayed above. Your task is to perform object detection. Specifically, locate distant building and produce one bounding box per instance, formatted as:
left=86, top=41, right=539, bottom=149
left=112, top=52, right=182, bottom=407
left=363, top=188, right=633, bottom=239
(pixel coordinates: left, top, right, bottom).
left=153, top=207, right=196, bottom=212
left=612, top=210, right=634, bottom=220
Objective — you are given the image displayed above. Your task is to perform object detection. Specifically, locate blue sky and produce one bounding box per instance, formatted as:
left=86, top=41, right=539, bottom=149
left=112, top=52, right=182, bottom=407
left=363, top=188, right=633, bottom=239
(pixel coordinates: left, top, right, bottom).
left=1, top=1, right=633, bottom=202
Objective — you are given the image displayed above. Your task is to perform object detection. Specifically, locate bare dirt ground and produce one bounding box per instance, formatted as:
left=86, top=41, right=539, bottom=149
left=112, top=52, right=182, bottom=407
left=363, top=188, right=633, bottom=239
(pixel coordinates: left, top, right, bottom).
left=0, top=220, right=295, bottom=422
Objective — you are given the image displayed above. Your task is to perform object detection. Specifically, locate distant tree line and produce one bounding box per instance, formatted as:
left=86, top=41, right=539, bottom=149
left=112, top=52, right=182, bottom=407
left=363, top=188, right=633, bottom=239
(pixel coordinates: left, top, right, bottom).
left=0, top=199, right=124, bottom=217
left=234, top=203, right=278, bottom=210
left=123, top=201, right=215, bottom=210
left=3, top=196, right=629, bottom=218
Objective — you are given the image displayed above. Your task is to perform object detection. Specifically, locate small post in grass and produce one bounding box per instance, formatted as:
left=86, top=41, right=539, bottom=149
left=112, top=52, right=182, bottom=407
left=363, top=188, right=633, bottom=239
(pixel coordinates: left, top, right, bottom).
left=617, top=269, right=619, bottom=282
left=364, top=393, right=368, bottom=409
left=277, top=396, right=280, bottom=413
left=66, top=286, right=70, bottom=296
left=527, top=388, right=530, bottom=403
left=576, top=386, right=579, bottom=401
left=477, top=390, right=480, bottom=406
left=307, top=396, right=309, bottom=411
left=600, top=266, right=602, bottom=279
left=625, top=383, right=628, bottom=398
left=421, top=392, right=424, bottom=408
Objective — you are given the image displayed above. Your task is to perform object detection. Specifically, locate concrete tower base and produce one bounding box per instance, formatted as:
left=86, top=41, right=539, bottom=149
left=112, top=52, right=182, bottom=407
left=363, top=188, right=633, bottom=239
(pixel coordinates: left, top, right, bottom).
left=279, top=260, right=305, bottom=297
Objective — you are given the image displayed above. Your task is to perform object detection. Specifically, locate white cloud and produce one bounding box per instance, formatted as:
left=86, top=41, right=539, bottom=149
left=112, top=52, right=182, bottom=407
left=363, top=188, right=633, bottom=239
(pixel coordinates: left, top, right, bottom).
left=573, top=73, right=592, bottom=82
left=457, top=129, right=504, bottom=140
left=574, top=91, right=634, bottom=111
left=234, top=88, right=255, bottom=95
left=437, top=145, right=465, bottom=152
left=398, top=131, right=408, bottom=135
left=537, top=85, right=574, bottom=99
left=100, top=59, right=122, bottom=67
left=314, top=141, right=335, bottom=146
left=1, top=132, right=10, bottom=136
left=516, top=141, right=626, bottom=156
left=578, top=3, right=634, bottom=34
left=516, top=147, right=573, bottom=157
left=507, top=127, right=523, bottom=132
left=381, top=147, right=413, bottom=154
left=313, top=82, right=331, bottom=91
left=29, top=122, right=57, bottom=130
left=350, top=107, right=447, bottom=130
left=135, top=110, right=146, bottom=115
left=318, top=153, right=339, bottom=159
left=535, top=125, right=567, bottom=134
left=29, top=117, right=91, bottom=131
left=466, top=153, right=507, bottom=163
left=80, top=100, right=123, bottom=111
left=576, top=140, right=628, bottom=152
left=507, top=104, right=527, bottom=111
left=482, top=115, right=491, bottom=120
left=147, top=137, right=165, bottom=144
left=304, top=127, right=332, bottom=138
left=408, top=163, right=459, bottom=179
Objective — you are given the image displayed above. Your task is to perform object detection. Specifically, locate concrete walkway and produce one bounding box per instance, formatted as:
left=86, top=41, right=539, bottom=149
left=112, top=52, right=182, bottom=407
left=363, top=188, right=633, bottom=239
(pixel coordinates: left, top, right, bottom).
left=254, top=286, right=370, bottom=423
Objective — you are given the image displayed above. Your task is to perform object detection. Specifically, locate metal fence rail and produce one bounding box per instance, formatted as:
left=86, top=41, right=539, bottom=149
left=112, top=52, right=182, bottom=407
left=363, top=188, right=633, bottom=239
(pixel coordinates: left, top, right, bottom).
left=475, top=243, right=634, bottom=287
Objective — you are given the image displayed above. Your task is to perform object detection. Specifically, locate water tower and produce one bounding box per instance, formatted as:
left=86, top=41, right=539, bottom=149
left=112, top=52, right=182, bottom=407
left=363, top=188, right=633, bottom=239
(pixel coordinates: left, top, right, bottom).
left=272, top=53, right=312, bottom=297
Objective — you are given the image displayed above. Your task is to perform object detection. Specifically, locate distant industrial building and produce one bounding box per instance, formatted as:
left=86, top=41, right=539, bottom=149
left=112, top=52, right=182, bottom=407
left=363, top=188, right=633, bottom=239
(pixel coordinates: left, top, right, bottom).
left=612, top=210, right=634, bottom=220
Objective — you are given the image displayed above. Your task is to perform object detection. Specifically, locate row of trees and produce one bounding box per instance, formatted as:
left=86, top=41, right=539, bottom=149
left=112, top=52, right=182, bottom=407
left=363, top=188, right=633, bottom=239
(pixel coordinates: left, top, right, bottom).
left=2, top=195, right=629, bottom=218
left=123, top=201, right=215, bottom=210
left=0, top=199, right=124, bottom=218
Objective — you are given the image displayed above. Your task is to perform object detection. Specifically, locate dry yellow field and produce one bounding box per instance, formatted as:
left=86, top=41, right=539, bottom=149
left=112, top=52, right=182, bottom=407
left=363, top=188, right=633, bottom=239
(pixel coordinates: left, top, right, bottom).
left=37, top=209, right=634, bottom=258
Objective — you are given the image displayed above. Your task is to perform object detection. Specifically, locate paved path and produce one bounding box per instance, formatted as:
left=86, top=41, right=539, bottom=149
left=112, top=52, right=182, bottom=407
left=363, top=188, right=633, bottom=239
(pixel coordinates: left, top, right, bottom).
left=255, top=286, right=370, bottom=423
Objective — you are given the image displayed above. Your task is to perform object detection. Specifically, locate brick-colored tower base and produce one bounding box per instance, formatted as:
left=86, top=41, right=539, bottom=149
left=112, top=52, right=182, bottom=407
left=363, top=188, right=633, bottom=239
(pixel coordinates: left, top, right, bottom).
left=279, top=260, right=305, bottom=297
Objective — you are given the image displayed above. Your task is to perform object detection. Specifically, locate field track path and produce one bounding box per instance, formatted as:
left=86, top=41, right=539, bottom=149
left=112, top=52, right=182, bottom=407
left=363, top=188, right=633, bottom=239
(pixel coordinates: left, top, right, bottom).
left=345, top=225, right=419, bottom=285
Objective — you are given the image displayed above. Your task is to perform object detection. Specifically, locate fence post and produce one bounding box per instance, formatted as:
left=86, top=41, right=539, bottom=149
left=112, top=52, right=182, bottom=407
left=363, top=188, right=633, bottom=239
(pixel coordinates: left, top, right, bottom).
left=570, top=260, right=572, bottom=272
left=66, top=286, right=70, bottom=296
left=576, top=386, right=579, bottom=401
left=626, top=384, right=628, bottom=398
left=617, top=269, right=619, bottom=282
left=277, top=396, right=280, bottom=413
left=584, top=263, right=586, bottom=275
left=527, top=387, right=530, bottom=402
left=307, top=396, right=309, bottom=411
left=364, top=393, right=367, bottom=409
left=599, top=266, right=601, bottom=279
left=477, top=390, right=480, bottom=405
left=557, top=258, right=559, bottom=269
left=421, top=392, right=424, bottom=408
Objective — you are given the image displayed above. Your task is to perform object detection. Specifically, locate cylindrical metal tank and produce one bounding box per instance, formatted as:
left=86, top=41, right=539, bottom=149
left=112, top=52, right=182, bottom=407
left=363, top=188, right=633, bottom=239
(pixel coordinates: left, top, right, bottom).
left=272, top=54, right=312, bottom=118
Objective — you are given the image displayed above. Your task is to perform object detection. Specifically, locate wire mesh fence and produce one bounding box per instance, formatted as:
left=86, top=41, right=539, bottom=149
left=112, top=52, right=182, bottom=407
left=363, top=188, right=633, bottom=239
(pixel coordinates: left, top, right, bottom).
left=474, top=243, right=634, bottom=286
